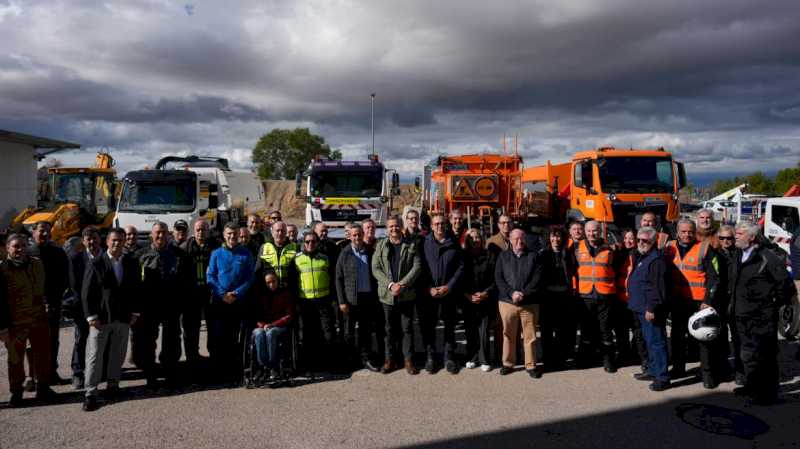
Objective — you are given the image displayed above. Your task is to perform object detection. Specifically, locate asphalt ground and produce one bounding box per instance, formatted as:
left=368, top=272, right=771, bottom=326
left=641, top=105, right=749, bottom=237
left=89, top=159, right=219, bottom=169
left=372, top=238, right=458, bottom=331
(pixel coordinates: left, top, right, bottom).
left=1, top=322, right=798, bottom=449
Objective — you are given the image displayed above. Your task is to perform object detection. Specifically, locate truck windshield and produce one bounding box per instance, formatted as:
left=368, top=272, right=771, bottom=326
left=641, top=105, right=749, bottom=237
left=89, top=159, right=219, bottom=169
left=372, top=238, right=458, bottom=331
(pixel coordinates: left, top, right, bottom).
left=310, top=169, right=383, bottom=197
left=118, top=180, right=196, bottom=213
left=598, top=157, right=674, bottom=193
left=50, top=173, right=95, bottom=208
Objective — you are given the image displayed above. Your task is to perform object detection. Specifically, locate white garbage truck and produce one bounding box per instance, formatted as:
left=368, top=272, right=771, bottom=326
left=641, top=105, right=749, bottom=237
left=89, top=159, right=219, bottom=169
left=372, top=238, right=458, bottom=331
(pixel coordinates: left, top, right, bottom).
left=115, top=155, right=264, bottom=241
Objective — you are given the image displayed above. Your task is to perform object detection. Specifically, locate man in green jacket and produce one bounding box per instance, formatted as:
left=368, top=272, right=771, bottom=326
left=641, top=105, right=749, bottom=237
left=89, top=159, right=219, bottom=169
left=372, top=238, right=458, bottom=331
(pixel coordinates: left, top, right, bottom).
left=1, top=234, right=55, bottom=407
left=372, top=216, right=422, bottom=374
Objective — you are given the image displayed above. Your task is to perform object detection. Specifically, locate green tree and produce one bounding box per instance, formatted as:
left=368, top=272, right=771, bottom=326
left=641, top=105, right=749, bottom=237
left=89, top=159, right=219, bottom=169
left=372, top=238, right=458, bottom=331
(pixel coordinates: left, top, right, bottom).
left=251, top=128, right=342, bottom=180
left=743, top=171, right=775, bottom=195
left=774, top=161, right=800, bottom=194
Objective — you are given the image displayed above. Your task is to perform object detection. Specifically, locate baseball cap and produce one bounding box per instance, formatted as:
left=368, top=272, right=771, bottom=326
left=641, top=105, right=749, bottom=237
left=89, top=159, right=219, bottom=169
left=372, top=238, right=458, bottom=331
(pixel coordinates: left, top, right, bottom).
left=174, top=219, right=189, bottom=231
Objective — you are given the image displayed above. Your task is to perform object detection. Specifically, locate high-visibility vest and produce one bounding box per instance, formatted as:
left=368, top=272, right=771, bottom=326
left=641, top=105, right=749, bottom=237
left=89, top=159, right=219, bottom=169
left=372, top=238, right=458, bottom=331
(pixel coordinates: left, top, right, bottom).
left=656, top=232, right=669, bottom=250
left=294, top=253, right=330, bottom=299
left=616, top=252, right=634, bottom=302
left=665, top=240, right=708, bottom=301
left=260, top=241, right=299, bottom=282
left=575, top=240, right=616, bottom=296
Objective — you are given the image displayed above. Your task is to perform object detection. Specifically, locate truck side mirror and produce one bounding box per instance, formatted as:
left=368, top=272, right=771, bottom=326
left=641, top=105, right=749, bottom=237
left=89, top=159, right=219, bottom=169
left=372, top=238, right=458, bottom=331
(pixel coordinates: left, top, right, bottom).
left=392, top=173, right=400, bottom=195
left=208, top=196, right=219, bottom=209
left=414, top=176, right=421, bottom=191
left=676, top=162, right=687, bottom=190
left=295, top=172, right=303, bottom=197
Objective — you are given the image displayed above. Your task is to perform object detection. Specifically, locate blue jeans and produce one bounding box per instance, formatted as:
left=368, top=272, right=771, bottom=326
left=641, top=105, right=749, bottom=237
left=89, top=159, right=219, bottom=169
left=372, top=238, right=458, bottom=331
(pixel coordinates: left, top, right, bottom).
left=637, top=312, right=669, bottom=382
left=252, top=327, right=287, bottom=369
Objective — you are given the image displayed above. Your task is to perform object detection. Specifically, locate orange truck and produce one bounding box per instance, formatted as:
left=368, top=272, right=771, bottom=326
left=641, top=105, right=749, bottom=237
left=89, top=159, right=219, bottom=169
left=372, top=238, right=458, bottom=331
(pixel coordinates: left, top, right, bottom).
left=521, top=147, right=687, bottom=234
left=419, top=153, right=526, bottom=233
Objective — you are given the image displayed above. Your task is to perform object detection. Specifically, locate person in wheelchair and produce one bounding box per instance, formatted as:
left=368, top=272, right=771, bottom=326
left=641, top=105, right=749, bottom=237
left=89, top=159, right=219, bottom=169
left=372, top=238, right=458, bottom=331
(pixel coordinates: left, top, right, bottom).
left=251, top=270, right=294, bottom=381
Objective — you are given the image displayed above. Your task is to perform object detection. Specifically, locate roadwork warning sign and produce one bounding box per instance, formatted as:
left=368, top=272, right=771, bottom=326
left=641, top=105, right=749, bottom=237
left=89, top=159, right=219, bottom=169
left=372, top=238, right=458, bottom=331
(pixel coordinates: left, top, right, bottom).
left=452, top=178, right=476, bottom=199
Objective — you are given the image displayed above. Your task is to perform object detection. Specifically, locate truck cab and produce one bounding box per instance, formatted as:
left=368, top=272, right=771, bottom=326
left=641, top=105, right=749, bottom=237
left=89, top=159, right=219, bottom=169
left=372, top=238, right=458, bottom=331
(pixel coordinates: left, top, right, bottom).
left=764, top=197, right=800, bottom=254
left=567, top=147, right=686, bottom=230
left=296, top=154, right=398, bottom=239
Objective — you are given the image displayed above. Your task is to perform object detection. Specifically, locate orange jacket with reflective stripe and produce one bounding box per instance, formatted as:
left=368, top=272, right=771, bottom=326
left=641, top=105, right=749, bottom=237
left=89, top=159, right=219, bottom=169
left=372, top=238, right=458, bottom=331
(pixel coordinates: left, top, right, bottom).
left=616, top=252, right=634, bottom=302
left=664, top=240, right=709, bottom=301
left=575, top=240, right=616, bottom=296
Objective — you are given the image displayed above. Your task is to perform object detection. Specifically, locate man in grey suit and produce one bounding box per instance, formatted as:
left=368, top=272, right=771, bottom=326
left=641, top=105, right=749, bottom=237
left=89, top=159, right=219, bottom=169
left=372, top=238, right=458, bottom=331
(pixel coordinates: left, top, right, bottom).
left=81, top=228, right=140, bottom=411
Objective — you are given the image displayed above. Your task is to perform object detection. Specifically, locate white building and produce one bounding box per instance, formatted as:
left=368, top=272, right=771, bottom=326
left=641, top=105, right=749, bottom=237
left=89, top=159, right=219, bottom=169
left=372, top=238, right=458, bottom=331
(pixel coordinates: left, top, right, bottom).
left=0, top=130, right=80, bottom=226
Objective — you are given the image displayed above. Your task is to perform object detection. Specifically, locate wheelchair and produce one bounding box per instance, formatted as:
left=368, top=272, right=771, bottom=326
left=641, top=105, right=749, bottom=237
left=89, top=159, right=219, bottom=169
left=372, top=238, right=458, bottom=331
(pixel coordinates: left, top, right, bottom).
left=240, top=321, right=299, bottom=389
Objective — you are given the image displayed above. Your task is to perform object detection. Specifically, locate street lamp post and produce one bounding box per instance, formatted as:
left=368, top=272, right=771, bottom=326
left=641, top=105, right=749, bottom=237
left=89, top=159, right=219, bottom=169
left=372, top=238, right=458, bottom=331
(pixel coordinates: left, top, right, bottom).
left=371, top=93, right=376, bottom=156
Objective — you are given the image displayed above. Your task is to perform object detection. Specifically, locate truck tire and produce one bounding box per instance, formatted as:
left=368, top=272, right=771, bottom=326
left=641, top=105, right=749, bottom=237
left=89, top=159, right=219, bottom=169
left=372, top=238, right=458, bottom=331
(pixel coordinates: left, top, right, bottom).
left=779, top=292, right=800, bottom=340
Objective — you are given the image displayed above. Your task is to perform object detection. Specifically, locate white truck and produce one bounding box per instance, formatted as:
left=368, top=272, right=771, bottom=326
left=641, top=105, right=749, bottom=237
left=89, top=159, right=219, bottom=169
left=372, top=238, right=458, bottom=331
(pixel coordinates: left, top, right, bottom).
left=764, top=196, right=800, bottom=254
left=295, top=154, right=399, bottom=239
left=115, top=156, right=264, bottom=240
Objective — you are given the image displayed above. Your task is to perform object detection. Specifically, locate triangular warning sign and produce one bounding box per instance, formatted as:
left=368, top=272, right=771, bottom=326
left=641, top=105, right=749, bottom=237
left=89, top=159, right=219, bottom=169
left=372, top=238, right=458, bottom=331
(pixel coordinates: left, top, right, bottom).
left=453, top=178, right=476, bottom=199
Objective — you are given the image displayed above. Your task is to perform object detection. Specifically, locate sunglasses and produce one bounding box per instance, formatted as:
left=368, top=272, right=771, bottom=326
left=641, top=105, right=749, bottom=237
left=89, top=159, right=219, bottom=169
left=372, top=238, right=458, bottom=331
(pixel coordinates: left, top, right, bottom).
left=270, top=216, right=281, bottom=220
left=636, top=238, right=652, bottom=243
left=718, top=236, right=734, bottom=241
left=304, top=240, right=317, bottom=244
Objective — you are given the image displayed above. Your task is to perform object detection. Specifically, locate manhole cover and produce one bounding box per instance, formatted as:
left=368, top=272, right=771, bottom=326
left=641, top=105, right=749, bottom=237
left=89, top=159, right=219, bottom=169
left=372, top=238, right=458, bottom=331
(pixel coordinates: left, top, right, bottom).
left=676, top=403, right=769, bottom=440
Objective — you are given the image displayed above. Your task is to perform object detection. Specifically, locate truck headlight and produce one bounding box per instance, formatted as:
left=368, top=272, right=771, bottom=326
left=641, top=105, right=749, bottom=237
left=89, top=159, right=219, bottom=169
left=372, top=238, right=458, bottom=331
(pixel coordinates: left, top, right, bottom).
left=607, top=193, right=617, bottom=201
left=672, top=193, right=679, bottom=201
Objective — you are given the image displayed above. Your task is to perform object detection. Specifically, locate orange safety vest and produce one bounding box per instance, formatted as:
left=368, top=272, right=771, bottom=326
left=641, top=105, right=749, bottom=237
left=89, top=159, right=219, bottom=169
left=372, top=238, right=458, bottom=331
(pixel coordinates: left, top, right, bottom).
left=575, top=240, right=616, bottom=296
left=664, top=240, right=708, bottom=301
left=616, top=252, right=634, bottom=302
left=656, top=232, right=669, bottom=250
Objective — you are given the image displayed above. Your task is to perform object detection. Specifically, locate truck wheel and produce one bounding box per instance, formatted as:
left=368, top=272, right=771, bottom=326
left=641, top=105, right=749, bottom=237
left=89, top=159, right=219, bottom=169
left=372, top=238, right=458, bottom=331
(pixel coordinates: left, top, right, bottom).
left=779, top=292, right=800, bottom=340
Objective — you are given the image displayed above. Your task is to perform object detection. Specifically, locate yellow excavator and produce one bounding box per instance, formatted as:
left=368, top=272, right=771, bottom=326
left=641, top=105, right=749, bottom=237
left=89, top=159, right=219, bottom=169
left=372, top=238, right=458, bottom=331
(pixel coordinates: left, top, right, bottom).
left=9, top=152, right=117, bottom=244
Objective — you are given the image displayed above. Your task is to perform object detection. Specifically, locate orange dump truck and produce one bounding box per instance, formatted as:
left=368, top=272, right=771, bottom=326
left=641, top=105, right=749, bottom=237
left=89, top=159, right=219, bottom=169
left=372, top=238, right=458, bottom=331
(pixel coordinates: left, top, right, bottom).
left=521, top=147, right=687, bottom=233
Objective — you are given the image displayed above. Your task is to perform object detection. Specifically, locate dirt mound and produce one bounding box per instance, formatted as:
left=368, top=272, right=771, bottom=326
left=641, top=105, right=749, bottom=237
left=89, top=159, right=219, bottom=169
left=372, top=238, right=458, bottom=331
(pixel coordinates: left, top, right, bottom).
left=263, top=181, right=419, bottom=224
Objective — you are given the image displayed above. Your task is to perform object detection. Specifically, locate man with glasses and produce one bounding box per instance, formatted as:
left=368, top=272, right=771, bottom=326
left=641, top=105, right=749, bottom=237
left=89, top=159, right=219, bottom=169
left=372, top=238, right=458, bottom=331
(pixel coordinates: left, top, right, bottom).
left=403, top=209, right=425, bottom=247
left=487, top=214, right=512, bottom=257
left=627, top=227, right=670, bottom=391
left=420, top=213, right=464, bottom=374
left=265, top=211, right=283, bottom=242
left=717, top=225, right=740, bottom=383
left=448, top=209, right=467, bottom=247
left=294, top=231, right=338, bottom=371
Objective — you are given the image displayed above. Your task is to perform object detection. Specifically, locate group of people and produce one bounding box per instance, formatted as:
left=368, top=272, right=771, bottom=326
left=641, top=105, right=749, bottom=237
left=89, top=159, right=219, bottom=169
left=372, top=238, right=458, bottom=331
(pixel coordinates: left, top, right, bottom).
left=1, top=207, right=796, bottom=412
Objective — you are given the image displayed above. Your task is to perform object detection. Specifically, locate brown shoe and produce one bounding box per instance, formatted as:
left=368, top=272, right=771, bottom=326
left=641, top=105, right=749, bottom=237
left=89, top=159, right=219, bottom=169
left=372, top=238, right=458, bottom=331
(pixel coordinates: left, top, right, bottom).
left=404, top=359, right=419, bottom=375
left=381, top=360, right=395, bottom=374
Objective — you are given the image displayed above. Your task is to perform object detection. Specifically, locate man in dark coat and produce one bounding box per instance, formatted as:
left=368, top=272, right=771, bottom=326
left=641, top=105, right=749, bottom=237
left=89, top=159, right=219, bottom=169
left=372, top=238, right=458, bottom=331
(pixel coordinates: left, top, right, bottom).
left=730, top=221, right=796, bottom=405
left=80, top=228, right=140, bottom=411
left=420, top=213, right=464, bottom=374
left=30, top=221, right=69, bottom=384
left=68, top=226, right=103, bottom=390
left=627, top=227, right=670, bottom=391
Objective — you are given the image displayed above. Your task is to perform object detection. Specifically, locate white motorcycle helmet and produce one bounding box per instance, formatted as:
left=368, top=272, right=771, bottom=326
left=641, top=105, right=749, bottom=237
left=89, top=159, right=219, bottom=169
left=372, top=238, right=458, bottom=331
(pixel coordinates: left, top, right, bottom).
left=688, top=307, right=721, bottom=342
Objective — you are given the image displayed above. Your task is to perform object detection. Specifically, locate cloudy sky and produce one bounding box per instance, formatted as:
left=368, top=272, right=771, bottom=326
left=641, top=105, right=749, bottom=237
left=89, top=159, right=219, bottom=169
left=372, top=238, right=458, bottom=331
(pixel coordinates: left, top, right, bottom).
left=2, top=0, right=799, bottom=183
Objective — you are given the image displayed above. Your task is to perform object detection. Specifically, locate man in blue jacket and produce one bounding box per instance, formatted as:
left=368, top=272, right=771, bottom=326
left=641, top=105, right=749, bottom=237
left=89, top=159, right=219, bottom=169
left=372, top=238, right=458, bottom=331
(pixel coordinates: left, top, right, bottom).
left=207, top=222, right=255, bottom=382
left=627, top=226, right=670, bottom=392
left=420, top=213, right=464, bottom=374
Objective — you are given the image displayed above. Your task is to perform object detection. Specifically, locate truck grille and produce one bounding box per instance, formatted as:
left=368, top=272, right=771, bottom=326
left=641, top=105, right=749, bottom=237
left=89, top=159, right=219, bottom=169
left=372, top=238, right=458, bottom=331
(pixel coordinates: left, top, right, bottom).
left=611, top=203, right=668, bottom=229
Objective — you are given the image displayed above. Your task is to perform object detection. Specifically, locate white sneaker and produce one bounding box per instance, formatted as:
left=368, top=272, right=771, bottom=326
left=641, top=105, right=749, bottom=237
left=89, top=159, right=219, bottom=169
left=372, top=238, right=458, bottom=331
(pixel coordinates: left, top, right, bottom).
left=465, top=361, right=477, bottom=369
left=480, top=364, right=491, bottom=372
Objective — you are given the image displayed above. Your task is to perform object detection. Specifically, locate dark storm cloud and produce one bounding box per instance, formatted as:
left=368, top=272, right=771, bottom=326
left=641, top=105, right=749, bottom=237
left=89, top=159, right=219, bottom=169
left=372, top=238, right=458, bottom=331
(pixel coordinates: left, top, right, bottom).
left=1, top=0, right=799, bottom=178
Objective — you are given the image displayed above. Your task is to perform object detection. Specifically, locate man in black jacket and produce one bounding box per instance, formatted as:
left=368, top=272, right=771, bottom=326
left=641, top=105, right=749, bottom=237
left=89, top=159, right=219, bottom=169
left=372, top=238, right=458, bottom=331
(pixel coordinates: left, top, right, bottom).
left=495, top=228, right=543, bottom=378
left=179, top=219, right=219, bottom=366
left=30, top=221, right=69, bottom=384
left=730, top=221, right=796, bottom=405
left=80, top=228, right=140, bottom=411
left=68, top=226, right=103, bottom=390
left=133, top=222, right=191, bottom=387
left=420, top=213, right=464, bottom=374
left=335, top=223, right=383, bottom=372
